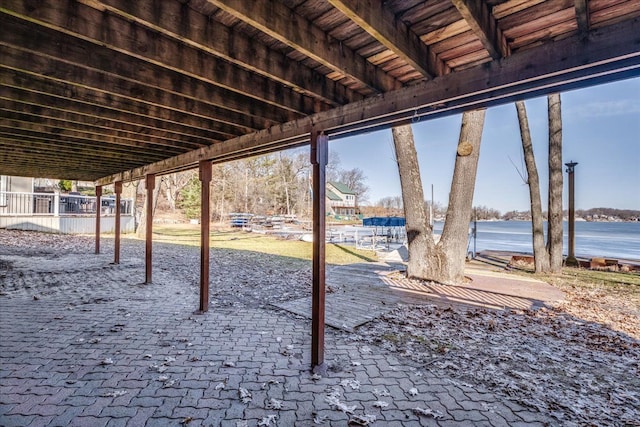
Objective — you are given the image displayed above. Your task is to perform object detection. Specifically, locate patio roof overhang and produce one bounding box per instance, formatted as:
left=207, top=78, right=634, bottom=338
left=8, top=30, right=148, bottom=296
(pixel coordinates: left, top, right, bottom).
left=0, top=0, right=638, bottom=182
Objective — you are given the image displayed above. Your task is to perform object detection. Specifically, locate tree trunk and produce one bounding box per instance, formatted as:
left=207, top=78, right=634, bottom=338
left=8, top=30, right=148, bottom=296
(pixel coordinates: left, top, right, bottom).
left=392, top=109, right=485, bottom=284
left=515, top=101, right=550, bottom=272
left=391, top=124, right=439, bottom=279
left=438, top=108, right=486, bottom=282
left=136, top=176, right=161, bottom=239
left=547, top=93, right=564, bottom=272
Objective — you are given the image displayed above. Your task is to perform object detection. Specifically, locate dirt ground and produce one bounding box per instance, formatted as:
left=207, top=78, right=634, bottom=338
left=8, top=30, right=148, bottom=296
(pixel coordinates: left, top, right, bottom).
left=1, top=230, right=638, bottom=426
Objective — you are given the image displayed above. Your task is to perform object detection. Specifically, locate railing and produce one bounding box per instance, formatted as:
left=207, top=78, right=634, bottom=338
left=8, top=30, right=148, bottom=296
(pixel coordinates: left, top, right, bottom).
left=0, top=191, right=133, bottom=216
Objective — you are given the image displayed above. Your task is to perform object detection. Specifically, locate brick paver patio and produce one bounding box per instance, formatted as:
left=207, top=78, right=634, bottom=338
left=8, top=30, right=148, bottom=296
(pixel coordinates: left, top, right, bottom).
left=0, top=241, right=554, bottom=426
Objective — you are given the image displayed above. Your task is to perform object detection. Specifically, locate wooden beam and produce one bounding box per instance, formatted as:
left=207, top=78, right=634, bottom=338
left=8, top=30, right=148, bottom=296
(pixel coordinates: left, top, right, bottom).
left=145, top=174, right=155, bottom=284
left=86, top=0, right=362, bottom=106
left=1, top=84, right=245, bottom=140
left=450, top=0, right=510, bottom=59
left=311, top=131, right=328, bottom=371
left=0, top=63, right=261, bottom=135
left=114, top=181, right=122, bottom=265
left=208, top=0, right=401, bottom=93
left=0, top=139, right=162, bottom=165
left=95, top=185, right=102, bottom=254
left=328, top=0, right=444, bottom=78
left=0, top=117, right=202, bottom=155
left=0, top=109, right=211, bottom=149
left=198, top=161, right=212, bottom=313
left=1, top=97, right=229, bottom=143
left=0, top=106, right=214, bottom=147
left=1, top=1, right=316, bottom=115
left=0, top=33, right=302, bottom=126
left=0, top=128, right=184, bottom=161
left=96, top=17, right=640, bottom=185
left=575, top=0, right=590, bottom=34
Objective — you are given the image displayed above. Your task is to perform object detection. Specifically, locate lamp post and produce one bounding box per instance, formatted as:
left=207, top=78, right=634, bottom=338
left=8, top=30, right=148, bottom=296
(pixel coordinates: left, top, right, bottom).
left=565, top=161, right=578, bottom=267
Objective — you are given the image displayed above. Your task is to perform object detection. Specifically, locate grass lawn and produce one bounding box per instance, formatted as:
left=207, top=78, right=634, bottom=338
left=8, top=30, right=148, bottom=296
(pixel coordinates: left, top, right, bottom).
left=150, top=224, right=377, bottom=265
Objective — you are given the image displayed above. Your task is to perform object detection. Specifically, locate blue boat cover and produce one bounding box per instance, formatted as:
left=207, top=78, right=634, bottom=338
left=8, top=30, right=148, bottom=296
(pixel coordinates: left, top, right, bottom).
left=362, top=217, right=406, bottom=227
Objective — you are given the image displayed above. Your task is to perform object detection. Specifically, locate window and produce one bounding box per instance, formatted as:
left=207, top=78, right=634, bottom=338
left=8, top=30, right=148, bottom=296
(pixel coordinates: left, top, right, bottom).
left=0, top=175, right=7, bottom=206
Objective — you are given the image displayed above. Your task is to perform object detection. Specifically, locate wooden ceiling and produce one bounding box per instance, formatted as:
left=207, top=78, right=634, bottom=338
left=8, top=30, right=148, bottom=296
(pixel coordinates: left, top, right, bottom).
left=1, top=0, right=639, bottom=183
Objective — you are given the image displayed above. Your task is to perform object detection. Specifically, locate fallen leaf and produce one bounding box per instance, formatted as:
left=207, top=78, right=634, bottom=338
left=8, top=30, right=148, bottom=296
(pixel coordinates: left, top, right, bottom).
left=257, top=415, right=277, bottom=426
left=239, top=388, right=252, bottom=403
left=414, top=407, right=444, bottom=419
left=348, top=414, right=376, bottom=426
left=266, top=398, right=283, bottom=410
left=101, top=390, right=127, bottom=398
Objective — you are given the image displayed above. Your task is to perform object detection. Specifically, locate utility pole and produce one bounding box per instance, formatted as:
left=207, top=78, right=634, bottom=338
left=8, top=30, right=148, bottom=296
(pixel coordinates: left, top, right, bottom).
left=430, top=184, right=434, bottom=227
left=565, top=161, right=579, bottom=267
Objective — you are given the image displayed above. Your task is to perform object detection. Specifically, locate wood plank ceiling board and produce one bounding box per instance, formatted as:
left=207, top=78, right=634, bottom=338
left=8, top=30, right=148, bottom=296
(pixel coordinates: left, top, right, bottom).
left=0, top=0, right=638, bottom=182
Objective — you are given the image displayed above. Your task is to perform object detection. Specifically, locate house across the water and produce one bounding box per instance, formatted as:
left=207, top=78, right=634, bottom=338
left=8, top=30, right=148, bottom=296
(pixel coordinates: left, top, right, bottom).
left=326, top=182, right=357, bottom=217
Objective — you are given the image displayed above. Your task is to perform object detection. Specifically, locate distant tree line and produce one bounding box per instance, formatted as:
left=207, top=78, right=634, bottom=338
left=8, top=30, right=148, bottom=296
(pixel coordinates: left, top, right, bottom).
left=367, top=201, right=639, bottom=222
left=575, top=208, right=640, bottom=221
left=142, top=149, right=369, bottom=221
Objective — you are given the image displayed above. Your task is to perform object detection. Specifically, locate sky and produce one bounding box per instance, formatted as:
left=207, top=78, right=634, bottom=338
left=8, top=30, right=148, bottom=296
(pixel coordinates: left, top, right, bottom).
left=323, top=77, right=640, bottom=213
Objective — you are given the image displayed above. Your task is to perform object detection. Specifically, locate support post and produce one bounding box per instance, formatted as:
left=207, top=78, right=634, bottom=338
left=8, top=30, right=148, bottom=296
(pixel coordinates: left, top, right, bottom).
left=311, top=131, right=328, bottom=371
left=95, top=185, right=102, bottom=254
left=53, top=192, right=60, bottom=216
left=114, top=181, right=122, bottom=264
left=198, top=161, right=212, bottom=313
left=565, top=161, right=579, bottom=266
left=145, top=174, right=155, bottom=283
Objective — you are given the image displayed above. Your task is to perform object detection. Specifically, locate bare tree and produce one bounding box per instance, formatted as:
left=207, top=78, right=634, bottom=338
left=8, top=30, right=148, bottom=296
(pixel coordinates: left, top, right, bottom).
left=392, top=108, right=485, bottom=284
left=516, top=100, right=550, bottom=272
left=163, top=171, right=195, bottom=212
left=136, top=176, right=161, bottom=239
left=547, top=93, right=564, bottom=272
left=515, top=94, right=564, bottom=273
left=338, top=167, right=370, bottom=206
left=393, top=124, right=436, bottom=279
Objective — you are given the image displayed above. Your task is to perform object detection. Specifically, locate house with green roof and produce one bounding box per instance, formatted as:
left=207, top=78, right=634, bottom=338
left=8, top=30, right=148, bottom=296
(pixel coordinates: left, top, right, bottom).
left=327, top=182, right=357, bottom=216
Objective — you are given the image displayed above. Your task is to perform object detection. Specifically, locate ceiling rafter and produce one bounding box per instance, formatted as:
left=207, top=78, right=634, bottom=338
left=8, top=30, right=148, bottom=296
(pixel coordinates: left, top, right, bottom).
left=0, top=34, right=301, bottom=129
left=0, top=85, right=245, bottom=147
left=1, top=0, right=316, bottom=116
left=207, top=0, right=401, bottom=93
left=1, top=117, right=201, bottom=154
left=450, top=0, right=510, bottom=59
left=0, top=82, right=247, bottom=139
left=0, top=25, right=301, bottom=125
left=1, top=97, right=232, bottom=143
left=0, top=109, right=209, bottom=148
left=327, top=0, right=445, bottom=78
left=0, top=53, right=271, bottom=133
left=82, top=0, right=362, bottom=107
left=0, top=104, right=220, bottom=146
left=0, top=138, right=174, bottom=162
left=575, top=0, right=590, bottom=34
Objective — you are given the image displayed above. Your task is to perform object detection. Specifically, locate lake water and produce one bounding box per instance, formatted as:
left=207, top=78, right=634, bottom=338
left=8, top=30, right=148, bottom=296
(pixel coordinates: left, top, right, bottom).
left=431, top=220, right=640, bottom=261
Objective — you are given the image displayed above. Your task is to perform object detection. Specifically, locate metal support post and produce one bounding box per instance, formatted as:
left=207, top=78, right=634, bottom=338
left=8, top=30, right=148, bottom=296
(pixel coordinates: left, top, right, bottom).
left=114, top=181, right=122, bottom=264
left=198, top=161, right=212, bottom=313
left=565, top=161, right=579, bottom=266
left=311, top=131, right=328, bottom=372
left=95, top=185, right=102, bottom=254
left=145, top=174, right=155, bottom=283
